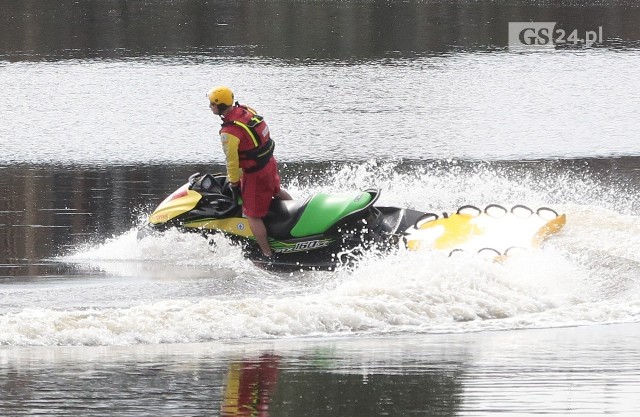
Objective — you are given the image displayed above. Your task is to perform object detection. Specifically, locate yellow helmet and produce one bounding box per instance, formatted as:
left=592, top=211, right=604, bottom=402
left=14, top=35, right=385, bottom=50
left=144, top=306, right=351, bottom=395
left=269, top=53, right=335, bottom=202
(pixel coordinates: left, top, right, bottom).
left=207, top=85, right=234, bottom=106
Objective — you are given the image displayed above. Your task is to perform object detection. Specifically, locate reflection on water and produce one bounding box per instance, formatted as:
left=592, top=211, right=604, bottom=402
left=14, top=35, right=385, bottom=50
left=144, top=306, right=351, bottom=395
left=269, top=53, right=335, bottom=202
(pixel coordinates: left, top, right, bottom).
left=221, top=354, right=280, bottom=417
left=1, top=325, right=639, bottom=416
left=2, top=0, right=640, bottom=61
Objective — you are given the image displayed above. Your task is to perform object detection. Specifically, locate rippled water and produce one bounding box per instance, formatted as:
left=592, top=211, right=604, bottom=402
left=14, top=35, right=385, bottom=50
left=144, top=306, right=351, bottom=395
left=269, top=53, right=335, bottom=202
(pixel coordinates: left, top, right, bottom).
left=2, top=0, right=640, bottom=415
left=2, top=51, right=640, bottom=165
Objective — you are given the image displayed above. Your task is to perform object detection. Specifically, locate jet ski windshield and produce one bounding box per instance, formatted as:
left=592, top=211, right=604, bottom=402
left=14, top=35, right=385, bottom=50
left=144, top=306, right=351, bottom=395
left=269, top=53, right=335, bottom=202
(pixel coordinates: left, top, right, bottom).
left=189, top=173, right=231, bottom=196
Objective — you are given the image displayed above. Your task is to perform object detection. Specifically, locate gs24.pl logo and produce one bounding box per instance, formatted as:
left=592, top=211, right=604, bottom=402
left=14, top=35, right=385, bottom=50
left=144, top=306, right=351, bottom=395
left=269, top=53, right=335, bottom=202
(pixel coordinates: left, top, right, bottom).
left=509, top=22, right=603, bottom=50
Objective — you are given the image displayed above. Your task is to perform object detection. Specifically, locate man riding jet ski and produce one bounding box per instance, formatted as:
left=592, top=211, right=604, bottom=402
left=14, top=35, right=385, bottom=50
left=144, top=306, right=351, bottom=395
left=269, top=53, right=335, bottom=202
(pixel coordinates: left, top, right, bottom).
left=207, top=85, right=292, bottom=262
left=138, top=173, right=566, bottom=270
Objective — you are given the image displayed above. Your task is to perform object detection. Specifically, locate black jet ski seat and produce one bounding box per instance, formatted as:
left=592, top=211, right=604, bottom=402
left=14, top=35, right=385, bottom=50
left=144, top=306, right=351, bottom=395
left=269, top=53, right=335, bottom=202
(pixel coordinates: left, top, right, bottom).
left=264, top=198, right=311, bottom=240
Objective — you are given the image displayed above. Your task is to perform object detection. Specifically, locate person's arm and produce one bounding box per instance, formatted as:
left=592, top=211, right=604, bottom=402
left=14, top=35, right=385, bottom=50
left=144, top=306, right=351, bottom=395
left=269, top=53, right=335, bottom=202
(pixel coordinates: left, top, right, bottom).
left=221, top=132, right=241, bottom=184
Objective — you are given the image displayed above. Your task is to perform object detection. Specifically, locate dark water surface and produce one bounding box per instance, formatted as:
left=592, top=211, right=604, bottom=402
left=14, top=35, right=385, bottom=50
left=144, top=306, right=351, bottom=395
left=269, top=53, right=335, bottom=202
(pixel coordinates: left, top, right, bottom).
left=2, top=0, right=640, bottom=61
left=2, top=0, right=640, bottom=415
left=2, top=324, right=640, bottom=416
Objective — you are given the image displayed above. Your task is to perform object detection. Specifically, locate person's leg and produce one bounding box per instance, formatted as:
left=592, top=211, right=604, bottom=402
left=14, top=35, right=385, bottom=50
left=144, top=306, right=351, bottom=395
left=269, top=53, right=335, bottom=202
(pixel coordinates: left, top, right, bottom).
left=276, top=189, right=292, bottom=200
left=243, top=161, right=284, bottom=257
left=247, top=216, right=272, bottom=257
left=272, top=162, right=292, bottom=200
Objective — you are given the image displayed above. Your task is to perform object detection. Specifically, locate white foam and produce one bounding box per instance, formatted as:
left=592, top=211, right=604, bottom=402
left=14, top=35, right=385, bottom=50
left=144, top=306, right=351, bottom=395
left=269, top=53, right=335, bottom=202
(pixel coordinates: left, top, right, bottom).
left=4, top=244, right=635, bottom=346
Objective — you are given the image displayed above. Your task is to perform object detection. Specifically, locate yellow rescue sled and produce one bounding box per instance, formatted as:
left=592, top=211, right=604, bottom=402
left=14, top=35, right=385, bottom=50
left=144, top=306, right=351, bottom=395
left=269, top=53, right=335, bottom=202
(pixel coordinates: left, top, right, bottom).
left=403, top=204, right=566, bottom=257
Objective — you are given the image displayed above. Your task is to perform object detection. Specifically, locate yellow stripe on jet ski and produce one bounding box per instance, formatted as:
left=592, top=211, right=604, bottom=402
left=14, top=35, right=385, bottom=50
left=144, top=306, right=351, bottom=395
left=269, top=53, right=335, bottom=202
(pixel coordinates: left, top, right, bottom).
left=185, top=217, right=254, bottom=238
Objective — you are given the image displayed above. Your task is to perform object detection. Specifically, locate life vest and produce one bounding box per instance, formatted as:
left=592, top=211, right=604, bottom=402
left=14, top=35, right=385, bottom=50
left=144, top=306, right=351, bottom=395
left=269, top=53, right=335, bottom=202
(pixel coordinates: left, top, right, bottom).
left=221, top=104, right=275, bottom=174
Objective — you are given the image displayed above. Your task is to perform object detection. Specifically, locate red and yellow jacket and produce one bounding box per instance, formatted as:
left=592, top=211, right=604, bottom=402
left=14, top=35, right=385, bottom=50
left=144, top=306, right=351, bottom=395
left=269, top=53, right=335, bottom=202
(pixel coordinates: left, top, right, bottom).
left=220, top=105, right=275, bottom=183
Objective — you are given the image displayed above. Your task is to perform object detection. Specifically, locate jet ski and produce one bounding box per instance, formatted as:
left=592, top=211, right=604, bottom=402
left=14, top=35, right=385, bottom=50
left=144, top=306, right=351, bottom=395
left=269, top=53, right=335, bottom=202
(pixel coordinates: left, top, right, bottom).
left=138, top=173, right=566, bottom=270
